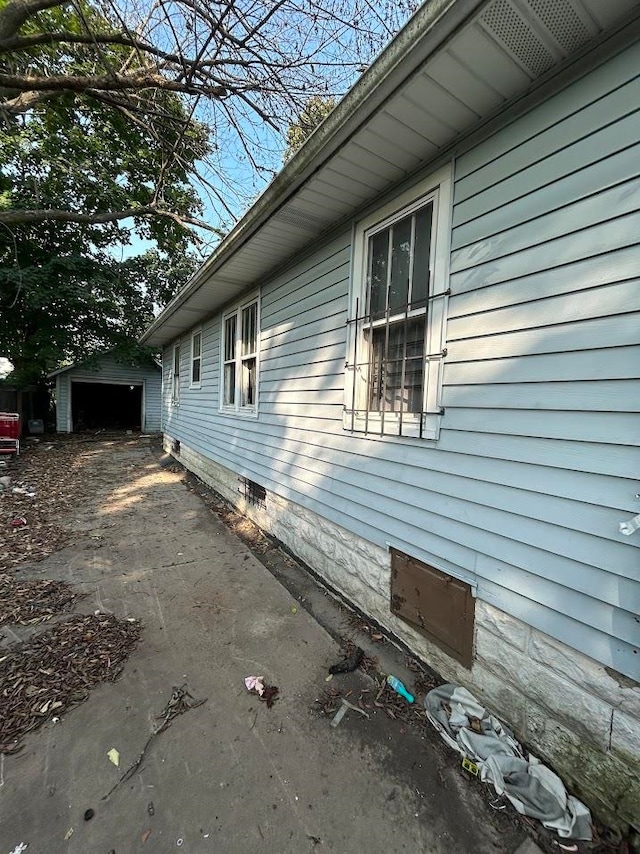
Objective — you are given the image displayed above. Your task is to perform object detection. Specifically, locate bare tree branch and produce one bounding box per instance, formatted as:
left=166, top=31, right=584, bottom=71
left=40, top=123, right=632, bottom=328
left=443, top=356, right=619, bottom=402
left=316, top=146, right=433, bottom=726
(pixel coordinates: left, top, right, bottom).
left=0, top=71, right=228, bottom=97
left=0, top=0, right=63, bottom=41
left=0, top=30, right=151, bottom=53
left=1, top=88, right=57, bottom=113
left=0, top=0, right=416, bottom=236
left=0, top=30, right=281, bottom=74
left=83, top=89, right=191, bottom=127
left=0, top=204, right=221, bottom=235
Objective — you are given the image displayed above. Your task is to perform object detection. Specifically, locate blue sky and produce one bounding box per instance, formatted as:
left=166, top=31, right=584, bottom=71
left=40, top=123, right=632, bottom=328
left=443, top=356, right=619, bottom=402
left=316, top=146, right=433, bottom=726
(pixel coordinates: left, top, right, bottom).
left=115, top=114, right=286, bottom=261
left=110, top=0, right=418, bottom=264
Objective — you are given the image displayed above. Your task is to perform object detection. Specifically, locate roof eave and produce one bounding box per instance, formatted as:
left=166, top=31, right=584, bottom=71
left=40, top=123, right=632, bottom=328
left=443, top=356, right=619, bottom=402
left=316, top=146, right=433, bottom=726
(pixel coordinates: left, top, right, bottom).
left=140, top=0, right=486, bottom=347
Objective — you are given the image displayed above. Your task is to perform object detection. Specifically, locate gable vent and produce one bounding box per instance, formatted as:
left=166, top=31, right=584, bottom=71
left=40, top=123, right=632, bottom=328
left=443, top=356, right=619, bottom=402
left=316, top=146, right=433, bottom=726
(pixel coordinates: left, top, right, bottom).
left=480, top=0, right=556, bottom=76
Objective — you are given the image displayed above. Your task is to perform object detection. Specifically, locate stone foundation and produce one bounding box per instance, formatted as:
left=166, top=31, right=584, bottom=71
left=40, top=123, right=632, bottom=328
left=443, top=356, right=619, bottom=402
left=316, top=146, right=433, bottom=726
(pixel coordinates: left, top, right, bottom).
left=166, top=435, right=640, bottom=834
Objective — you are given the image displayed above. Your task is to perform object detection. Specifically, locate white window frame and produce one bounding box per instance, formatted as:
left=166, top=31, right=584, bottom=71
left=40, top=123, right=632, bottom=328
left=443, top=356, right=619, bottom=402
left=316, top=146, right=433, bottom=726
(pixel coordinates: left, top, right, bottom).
left=344, top=164, right=453, bottom=441
left=219, top=292, right=260, bottom=417
left=172, top=342, right=181, bottom=405
left=190, top=329, right=202, bottom=388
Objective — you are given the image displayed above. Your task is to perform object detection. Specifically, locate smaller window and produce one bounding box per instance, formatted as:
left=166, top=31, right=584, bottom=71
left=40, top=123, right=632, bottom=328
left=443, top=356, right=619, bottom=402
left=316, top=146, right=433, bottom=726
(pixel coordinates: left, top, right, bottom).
left=240, top=302, right=257, bottom=407
left=191, top=330, right=202, bottom=387
left=223, top=315, right=237, bottom=406
left=221, top=295, right=260, bottom=415
left=172, top=344, right=180, bottom=404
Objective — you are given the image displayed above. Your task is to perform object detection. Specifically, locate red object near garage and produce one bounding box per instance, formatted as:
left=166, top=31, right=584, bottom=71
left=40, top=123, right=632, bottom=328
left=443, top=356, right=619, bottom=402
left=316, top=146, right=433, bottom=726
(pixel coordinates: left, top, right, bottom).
left=0, top=412, right=21, bottom=455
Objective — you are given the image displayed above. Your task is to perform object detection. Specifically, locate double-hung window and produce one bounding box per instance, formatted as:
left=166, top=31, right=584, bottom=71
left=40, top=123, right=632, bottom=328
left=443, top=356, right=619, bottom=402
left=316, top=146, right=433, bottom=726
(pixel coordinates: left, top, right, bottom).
left=191, top=330, right=202, bottom=387
left=345, top=165, right=452, bottom=440
left=172, top=343, right=180, bottom=405
left=221, top=295, right=259, bottom=415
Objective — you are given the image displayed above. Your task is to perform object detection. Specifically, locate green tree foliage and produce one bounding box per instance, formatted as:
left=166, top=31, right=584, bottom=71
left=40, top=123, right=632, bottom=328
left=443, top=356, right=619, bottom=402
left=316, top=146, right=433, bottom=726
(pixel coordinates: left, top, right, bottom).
left=284, top=96, right=337, bottom=162
left=0, top=1, right=212, bottom=238
left=0, top=1, right=205, bottom=384
left=0, top=233, right=198, bottom=386
left=0, top=0, right=418, bottom=229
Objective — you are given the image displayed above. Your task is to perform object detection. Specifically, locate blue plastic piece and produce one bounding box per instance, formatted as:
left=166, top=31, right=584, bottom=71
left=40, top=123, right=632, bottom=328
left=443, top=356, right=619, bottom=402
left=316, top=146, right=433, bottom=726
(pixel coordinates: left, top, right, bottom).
left=386, top=675, right=414, bottom=703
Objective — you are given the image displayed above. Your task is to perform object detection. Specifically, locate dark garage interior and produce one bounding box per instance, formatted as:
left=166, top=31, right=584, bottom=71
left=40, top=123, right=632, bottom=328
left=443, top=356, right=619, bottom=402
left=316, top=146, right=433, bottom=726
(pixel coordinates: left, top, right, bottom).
left=71, top=382, right=142, bottom=431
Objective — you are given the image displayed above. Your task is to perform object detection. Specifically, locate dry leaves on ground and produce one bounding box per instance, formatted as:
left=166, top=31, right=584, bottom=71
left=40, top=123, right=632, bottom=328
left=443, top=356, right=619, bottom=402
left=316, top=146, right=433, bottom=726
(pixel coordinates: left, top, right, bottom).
left=373, top=682, right=429, bottom=726
left=0, top=612, right=141, bottom=752
left=0, top=437, right=132, bottom=571
left=184, top=474, right=272, bottom=554
left=316, top=679, right=430, bottom=730
left=344, top=610, right=388, bottom=643
left=336, top=637, right=378, bottom=676
left=0, top=573, right=80, bottom=626
left=405, top=656, right=439, bottom=699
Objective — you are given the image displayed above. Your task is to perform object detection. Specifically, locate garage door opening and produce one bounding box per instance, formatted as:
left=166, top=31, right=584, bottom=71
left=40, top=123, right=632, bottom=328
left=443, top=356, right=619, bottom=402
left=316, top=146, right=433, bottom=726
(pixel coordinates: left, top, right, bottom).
left=71, top=382, right=143, bottom=431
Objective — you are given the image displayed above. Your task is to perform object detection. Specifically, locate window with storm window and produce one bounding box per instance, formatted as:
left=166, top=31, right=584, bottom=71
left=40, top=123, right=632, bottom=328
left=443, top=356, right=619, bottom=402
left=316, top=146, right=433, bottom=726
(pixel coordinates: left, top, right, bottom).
left=220, top=295, right=259, bottom=415
left=345, top=165, right=452, bottom=440
left=172, top=343, right=180, bottom=405
left=190, top=330, right=202, bottom=388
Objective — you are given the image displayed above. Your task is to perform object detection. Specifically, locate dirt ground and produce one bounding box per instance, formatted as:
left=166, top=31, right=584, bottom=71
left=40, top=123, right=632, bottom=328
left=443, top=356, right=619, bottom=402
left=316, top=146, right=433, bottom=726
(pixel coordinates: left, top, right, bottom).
left=0, top=436, right=595, bottom=853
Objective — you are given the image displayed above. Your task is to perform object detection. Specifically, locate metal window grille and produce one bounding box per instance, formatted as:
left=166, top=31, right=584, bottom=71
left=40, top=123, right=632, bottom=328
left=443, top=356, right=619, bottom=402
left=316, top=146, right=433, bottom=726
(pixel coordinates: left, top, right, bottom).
left=345, top=292, right=447, bottom=438
left=345, top=196, right=447, bottom=438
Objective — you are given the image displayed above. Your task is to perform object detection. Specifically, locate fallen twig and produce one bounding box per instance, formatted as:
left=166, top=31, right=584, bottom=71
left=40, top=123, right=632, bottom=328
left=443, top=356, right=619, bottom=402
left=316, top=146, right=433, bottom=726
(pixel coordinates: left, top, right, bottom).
left=102, top=683, right=207, bottom=799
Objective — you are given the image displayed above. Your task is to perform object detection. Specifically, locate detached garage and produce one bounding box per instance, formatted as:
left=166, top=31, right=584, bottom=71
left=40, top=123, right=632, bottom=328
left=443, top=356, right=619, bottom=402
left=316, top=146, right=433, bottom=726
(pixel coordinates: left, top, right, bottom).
left=50, top=353, right=161, bottom=433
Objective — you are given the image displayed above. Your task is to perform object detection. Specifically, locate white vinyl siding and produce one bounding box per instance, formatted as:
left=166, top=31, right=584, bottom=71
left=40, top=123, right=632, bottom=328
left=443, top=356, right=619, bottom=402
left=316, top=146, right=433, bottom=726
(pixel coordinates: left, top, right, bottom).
left=161, top=43, right=640, bottom=682
left=55, top=374, right=70, bottom=432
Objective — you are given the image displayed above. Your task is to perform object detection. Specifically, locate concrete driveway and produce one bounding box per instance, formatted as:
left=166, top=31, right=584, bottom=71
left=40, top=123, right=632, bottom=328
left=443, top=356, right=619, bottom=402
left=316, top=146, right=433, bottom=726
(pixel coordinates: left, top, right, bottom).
left=1, top=439, right=528, bottom=854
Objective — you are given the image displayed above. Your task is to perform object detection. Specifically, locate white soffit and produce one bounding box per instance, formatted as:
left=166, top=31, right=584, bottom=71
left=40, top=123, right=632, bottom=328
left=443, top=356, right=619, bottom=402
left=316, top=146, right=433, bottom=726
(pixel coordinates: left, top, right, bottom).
left=143, top=0, right=638, bottom=347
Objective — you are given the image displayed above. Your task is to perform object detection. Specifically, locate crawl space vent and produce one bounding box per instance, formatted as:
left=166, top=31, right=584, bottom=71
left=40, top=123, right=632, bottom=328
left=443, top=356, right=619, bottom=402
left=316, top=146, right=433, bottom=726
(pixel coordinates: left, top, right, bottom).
left=390, top=548, right=475, bottom=668
left=239, top=476, right=266, bottom=508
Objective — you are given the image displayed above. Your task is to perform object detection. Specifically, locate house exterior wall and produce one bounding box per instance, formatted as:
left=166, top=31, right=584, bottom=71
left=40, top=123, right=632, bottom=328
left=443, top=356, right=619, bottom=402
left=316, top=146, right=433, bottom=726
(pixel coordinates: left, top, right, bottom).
left=55, top=355, right=162, bottom=432
left=161, top=43, right=640, bottom=830
left=55, top=374, right=70, bottom=432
